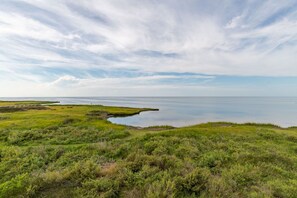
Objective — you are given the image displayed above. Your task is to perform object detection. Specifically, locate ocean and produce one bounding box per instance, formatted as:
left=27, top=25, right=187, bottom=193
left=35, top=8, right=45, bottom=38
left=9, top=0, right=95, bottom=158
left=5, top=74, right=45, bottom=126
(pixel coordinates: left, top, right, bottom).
left=1, top=97, right=297, bottom=127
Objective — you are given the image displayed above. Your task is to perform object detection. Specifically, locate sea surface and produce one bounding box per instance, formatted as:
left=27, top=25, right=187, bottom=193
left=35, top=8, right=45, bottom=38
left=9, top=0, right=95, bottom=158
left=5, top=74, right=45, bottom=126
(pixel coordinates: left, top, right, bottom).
left=1, top=97, right=297, bottom=127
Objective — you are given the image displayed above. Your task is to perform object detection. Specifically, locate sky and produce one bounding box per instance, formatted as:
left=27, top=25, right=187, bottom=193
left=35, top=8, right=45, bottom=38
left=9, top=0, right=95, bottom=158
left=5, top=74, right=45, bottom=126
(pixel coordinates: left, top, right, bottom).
left=0, top=0, right=297, bottom=97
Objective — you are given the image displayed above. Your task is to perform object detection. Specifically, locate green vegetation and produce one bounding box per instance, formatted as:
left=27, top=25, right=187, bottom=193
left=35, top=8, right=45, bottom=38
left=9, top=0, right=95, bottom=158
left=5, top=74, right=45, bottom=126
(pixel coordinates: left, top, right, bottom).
left=0, top=101, right=297, bottom=197
left=0, top=100, right=58, bottom=107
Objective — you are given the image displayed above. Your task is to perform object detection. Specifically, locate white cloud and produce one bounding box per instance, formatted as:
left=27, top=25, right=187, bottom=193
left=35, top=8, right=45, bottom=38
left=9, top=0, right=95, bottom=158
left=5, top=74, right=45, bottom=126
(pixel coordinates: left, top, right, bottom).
left=48, top=74, right=214, bottom=89
left=49, top=75, right=81, bottom=87
left=226, top=15, right=243, bottom=29
left=0, top=12, right=65, bottom=42
left=0, top=0, right=297, bottom=96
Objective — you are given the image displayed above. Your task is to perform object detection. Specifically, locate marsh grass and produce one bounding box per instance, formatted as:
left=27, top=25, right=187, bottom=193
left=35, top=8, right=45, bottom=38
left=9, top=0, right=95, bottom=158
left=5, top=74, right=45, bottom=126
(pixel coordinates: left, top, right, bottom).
left=0, top=101, right=297, bottom=197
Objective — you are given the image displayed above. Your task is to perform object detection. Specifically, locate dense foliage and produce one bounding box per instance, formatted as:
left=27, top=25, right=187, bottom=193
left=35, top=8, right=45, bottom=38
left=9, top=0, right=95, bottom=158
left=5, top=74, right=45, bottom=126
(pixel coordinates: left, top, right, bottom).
left=0, top=101, right=296, bottom=197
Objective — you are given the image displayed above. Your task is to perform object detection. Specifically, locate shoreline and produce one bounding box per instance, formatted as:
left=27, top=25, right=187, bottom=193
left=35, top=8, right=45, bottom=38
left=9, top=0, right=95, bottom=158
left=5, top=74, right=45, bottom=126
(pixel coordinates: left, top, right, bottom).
left=1, top=100, right=296, bottom=129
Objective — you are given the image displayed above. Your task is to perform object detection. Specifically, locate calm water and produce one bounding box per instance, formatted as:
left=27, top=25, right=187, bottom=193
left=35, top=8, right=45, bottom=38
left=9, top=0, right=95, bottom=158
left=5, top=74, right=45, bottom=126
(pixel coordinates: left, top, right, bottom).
left=1, top=97, right=297, bottom=127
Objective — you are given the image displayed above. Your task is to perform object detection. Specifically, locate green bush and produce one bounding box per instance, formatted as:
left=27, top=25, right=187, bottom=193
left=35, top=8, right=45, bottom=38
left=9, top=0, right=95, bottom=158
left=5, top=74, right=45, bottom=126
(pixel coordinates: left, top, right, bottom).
left=0, top=174, right=30, bottom=197
left=81, top=178, right=120, bottom=197
left=175, top=167, right=210, bottom=196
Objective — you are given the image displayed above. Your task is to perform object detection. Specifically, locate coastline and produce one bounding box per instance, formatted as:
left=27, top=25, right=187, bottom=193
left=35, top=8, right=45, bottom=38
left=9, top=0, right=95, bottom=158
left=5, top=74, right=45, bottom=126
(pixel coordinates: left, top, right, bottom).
left=0, top=100, right=296, bottom=128
left=1, top=100, right=297, bottom=197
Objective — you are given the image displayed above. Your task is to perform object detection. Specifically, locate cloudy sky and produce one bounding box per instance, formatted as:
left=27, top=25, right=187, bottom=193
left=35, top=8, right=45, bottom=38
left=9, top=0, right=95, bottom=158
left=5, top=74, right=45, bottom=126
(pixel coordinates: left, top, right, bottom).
left=0, top=0, right=297, bottom=96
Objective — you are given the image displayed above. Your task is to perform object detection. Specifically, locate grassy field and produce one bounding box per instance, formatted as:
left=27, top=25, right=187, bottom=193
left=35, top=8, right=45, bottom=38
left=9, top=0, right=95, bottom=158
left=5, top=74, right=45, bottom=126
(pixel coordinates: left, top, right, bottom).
left=0, top=101, right=297, bottom=197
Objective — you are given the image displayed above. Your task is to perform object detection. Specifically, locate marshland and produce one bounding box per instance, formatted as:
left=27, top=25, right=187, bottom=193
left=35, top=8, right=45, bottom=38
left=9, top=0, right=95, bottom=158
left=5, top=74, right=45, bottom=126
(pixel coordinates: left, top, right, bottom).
left=0, top=100, right=297, bottom=197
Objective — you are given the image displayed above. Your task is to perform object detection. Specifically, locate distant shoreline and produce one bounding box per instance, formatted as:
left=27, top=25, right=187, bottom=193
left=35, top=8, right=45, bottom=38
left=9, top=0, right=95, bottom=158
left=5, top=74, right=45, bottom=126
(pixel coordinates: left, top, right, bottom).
left=1, top=100, right=296, bottom=129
